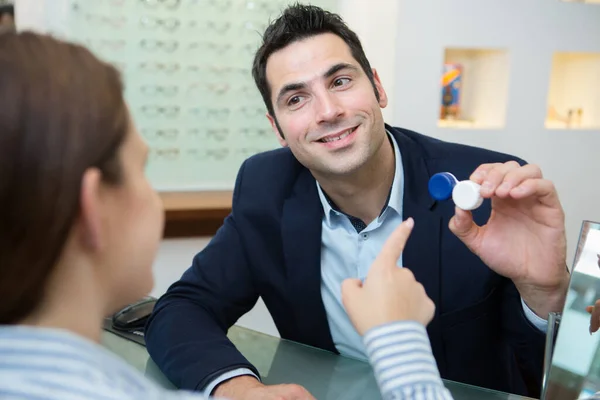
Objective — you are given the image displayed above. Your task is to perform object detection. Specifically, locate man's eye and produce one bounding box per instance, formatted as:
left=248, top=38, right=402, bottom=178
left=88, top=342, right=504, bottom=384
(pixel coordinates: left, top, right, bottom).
left=333, top=78, right=350, bottom=87
left=288, top=96, right=301, bottom=106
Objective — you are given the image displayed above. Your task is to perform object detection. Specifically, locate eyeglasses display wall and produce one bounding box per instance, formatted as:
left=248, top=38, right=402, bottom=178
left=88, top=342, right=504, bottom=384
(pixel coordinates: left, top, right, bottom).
left=63, top=0, right=337, bottom=191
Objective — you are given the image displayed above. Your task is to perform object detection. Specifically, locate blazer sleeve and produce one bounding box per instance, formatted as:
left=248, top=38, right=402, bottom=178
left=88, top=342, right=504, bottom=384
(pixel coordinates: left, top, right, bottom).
left=145, top=160, right=261, bottom=391
left=501, top=280, right=546, bottom=398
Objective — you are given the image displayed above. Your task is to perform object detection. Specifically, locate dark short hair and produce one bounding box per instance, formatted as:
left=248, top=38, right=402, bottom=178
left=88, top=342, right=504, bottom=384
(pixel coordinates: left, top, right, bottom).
left=0, top=31, right=129, bottom=324
left=251, top=3, right=379, bottom=119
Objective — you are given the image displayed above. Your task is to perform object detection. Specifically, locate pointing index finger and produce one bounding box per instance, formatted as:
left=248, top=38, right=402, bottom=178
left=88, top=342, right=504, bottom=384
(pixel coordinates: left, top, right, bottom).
left=375, top=218, right=414, bottom=267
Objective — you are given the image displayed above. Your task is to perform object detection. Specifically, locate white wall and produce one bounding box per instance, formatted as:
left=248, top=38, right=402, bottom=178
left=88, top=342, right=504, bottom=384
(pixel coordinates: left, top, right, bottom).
left=150, top=238, right=280, bottom=337
left=338, top=0, right=400, bottom=124
left=14, top=0, right=69, bottom=36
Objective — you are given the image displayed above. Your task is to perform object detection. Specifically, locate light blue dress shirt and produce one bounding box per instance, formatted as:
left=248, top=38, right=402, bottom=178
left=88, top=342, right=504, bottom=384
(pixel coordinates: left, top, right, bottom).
left=317, top=132, right=405, bottom=360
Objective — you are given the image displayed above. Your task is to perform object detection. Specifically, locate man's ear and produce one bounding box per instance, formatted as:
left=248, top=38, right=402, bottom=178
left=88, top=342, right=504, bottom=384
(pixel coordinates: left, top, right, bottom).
left=371, top=68, right=388, bottom=109
left=266, top=112, right=287, bottom=147
left=78, top=168, right=105, bottom=251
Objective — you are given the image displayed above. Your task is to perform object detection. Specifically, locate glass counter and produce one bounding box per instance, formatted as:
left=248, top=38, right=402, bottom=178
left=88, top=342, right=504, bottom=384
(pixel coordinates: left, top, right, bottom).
left=101, top=326, right=534, bottom=400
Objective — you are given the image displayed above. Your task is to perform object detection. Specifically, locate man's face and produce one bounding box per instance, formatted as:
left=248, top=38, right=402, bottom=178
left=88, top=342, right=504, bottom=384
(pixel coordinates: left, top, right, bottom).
left=265, top=33, right=389, bottom=178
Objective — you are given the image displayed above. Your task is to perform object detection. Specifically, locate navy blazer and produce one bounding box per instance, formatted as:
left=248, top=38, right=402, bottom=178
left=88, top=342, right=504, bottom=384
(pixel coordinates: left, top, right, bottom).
left=145, top=125, right=545, bottom=397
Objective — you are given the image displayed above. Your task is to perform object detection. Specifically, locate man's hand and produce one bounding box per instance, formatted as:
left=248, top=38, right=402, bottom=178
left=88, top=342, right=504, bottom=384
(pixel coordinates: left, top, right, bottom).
left=214, top=375, right=315, bottom=400
left=341, top=218, right=435, bottom=335
left=449, top=161, right=569, bottom=319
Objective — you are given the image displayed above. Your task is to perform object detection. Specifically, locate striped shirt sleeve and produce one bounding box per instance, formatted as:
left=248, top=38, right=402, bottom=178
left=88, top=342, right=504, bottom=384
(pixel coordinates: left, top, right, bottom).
left=363, top=321, right=454, bottom=400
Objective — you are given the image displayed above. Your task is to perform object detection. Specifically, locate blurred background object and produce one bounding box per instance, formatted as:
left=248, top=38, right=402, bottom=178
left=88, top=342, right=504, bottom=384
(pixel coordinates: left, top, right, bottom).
left=0, top=0, right=14, bottom=34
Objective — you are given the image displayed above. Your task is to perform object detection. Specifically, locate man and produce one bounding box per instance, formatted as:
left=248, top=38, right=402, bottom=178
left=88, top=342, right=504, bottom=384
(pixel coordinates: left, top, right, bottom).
left=145, top=4, right=569, bottom=399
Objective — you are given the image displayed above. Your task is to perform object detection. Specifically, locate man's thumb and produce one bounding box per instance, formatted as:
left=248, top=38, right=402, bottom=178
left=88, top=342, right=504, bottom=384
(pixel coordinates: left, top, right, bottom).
left=449, top=206, right=479, bottom=247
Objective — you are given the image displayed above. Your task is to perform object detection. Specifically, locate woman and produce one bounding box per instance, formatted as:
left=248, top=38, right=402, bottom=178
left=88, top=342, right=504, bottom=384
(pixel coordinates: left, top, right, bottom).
left=0, top=30, right=204, bottom=400
left=0, top=31, right=451, bottom=400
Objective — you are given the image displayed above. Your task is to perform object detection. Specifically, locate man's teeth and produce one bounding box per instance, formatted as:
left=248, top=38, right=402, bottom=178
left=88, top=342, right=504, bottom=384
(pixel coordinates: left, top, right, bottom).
left=322, top=128, right=353, bottom=143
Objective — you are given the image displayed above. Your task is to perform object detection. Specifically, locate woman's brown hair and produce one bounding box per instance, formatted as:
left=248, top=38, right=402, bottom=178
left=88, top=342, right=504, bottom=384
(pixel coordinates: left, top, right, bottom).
left=0, top=31, right=129, bottom=324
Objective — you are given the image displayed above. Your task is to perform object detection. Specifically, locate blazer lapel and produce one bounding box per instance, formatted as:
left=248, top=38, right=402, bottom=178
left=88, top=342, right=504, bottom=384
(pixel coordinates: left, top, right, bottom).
left=394, top=127, right=447, bottom=375
left=281, top=168, right=337, bottom=353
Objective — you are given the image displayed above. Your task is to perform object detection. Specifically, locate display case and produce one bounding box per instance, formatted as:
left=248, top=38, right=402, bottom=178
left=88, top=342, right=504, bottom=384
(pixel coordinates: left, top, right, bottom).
left=45, top=0, right=337, bottom=236
left=561, top=0, right=600, bottom=4
left=438, top=47, right=510, bottom=129
left=545, top=52, right=600, bottom=130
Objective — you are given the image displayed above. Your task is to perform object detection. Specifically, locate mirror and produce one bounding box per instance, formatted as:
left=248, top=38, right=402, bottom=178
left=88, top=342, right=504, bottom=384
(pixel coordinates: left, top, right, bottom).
left=545, top=221, right=600, bottom=399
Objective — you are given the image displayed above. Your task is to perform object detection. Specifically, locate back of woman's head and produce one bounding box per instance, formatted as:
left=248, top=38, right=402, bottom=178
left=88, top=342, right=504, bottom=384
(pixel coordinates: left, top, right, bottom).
left=0, top=31, right=129, bottom=324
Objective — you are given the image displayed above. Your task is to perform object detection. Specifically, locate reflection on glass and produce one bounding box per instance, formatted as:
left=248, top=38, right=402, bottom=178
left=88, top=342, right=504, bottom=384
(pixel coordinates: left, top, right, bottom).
left=545, top=221, right=600, bottom=399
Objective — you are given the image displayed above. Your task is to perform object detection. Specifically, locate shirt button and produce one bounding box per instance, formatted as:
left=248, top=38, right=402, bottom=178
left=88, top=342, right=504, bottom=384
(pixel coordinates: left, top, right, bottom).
left=362, top=233, right=369, bottom=240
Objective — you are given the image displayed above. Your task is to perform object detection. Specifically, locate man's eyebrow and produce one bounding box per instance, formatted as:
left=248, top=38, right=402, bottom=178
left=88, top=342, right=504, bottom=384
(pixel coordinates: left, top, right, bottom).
left=323, top=62, right=358, bottom=78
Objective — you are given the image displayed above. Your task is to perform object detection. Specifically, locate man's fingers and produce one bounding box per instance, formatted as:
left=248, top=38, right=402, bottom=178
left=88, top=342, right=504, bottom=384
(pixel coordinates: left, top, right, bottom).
left=470, top=163, right=501, bottom=184
left=375, top=218, right=414, bottom=266
left=494, top=164, right=543, bottom=198
left=508, top=178, right=562, bottom=209
left=286, top=384, right=316, bottom=400
left=479, top=161, right=521, bottom=197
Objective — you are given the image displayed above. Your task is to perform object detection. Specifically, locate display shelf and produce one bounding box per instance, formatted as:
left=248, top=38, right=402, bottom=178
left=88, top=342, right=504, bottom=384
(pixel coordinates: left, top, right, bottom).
left=160, top=191, right=232, bottom=238
left=438, top=48, right=510, bottom=130
left=546, top=52, right=600, bottom=130
left=561, top=0, right=600, bottom=4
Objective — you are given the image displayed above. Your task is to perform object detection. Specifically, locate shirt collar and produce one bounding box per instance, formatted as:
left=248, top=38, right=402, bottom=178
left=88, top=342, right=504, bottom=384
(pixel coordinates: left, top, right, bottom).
left=385, top=130, right=404, bottom=217
left=316, top=130, right=404, bottom=226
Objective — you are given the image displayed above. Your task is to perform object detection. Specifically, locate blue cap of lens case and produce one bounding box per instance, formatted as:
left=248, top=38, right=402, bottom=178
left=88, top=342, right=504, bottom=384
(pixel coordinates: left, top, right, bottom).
left=428, top=172, right=459, bottom=201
